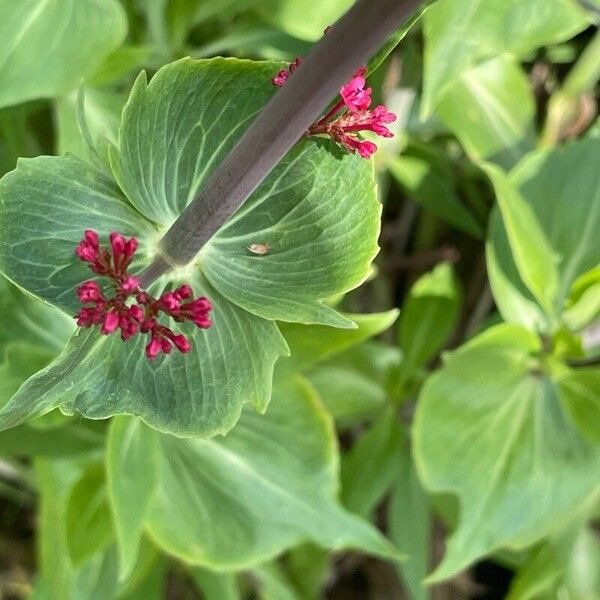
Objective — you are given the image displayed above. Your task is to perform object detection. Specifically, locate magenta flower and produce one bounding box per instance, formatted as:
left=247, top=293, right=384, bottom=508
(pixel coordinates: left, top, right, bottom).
left=74, top=230, right=212, bottom=360
left=271, top=57, right=396, bottom=158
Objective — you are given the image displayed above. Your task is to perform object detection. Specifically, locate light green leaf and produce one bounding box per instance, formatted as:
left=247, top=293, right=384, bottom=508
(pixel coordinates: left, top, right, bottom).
left=413, top=324, right=600, bottom=581
left=191, top=568, right=240, bottom=600
left=34, top=458, right=162, bottom=600
left=0, top=0, right=127, bottom=109
left=308, top=365, right=387, bottom=425
left=485, top=163, right=560, bottom=322
left=107, top=378, right=401, bottom=569
left=341, top=408, right=404, bottom=517
left=507, top=526, right=600, bottom=600
left=275, top=310, right=399, bottom=381
left=252, top=563, right=302, bottom=600
left=259, top=0, right=352, bottom=41
left=487, top=138, right=600, bottom=330
left=389, top=448, right=431, bottom=600
left=0, top=419, right=103, bottom=458
left=557, top=368, right=600, bottom=445
left=437, top=56, right=535, bottom=169
left=107, top=416, right=160, bottom=580
left=385, top=153, right=483, bottom=238
left=422, top=0, right=589, bottom=114
left=398, top=262, right=461, bottom=381
left=65, top=464, right=113, bottom=565
left=55, top=87, right=124, bottom=163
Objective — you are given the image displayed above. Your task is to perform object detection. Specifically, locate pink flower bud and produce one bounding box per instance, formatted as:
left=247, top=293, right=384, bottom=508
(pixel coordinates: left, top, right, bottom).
left=77, top=280, right=102, bottom=303
left=171, top=334, right=192, bottom=353
left=146, top=338, right=162, bottom=360
left=174, top=284, right=193, bottom=300
left=120, top=276, right=140, bottom=294
left=101, top=311, right=120, bottom=335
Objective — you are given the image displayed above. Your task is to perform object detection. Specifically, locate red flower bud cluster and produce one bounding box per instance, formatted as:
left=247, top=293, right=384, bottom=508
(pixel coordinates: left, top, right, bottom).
left=75, top=230, right=212, bottom=360
left=272, top=40, right=396, bottom=159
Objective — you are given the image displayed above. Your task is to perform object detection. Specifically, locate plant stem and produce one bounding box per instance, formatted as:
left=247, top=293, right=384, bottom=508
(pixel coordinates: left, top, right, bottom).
left=138, top=0, right=425, bottom=287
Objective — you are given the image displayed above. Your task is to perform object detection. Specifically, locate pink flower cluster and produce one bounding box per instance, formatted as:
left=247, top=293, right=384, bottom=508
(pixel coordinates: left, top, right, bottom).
left=272, top=60, right=396, bottom=158
left=75, top=230, right=212, bottom=360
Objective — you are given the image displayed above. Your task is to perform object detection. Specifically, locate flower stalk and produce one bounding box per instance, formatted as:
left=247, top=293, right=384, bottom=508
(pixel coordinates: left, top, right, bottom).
left=138, top=0, right=425, bottom=287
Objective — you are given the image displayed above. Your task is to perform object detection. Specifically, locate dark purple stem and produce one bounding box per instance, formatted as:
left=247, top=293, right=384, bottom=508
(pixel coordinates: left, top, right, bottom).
left=139, top=0, right=424, bottom=288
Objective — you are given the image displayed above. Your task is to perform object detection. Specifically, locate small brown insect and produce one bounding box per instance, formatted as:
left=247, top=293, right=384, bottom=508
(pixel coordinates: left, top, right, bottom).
left=247, top=243, right=272, bottom=256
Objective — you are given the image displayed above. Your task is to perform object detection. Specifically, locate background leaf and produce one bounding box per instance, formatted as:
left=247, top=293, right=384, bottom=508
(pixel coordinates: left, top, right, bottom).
left=0, top=0, right=127, bottom=109
left=413, top=324, right=600, bottom=581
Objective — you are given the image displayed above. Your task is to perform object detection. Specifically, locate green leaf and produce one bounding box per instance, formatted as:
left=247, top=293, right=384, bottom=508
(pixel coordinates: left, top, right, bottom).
left=389, top=448, right=431, bottom=600
left=65, top=464, right=113, bottom=565
left=341, top=408, right=404, bottom=517
left=436, top=56, right=536, bottom=169
left=385, top=153, right=483, bottom=238
left=557, top=368, right=600, bottom=445
left=398, top=262, right=461, bottom=381
left=413, top=324, right=600, bottom=581
left=259, top=0, right=353, bottom=41
left=0, top=0, right=127, bottom=109
left=484, top=163, right=560, bottom=322
left=308, top=365, right=387, bottom=425
left=107, top=416, right=160, bottom=580
left=422, top=0, right=589, bottom=115
left=107, top=378, right=401, bottom=569
left=507, top=526, right=600, bottom=600
left=55, top=87, right=124, bottom=163
left=34, top=457, right=161, bottom=600
left=191, top=568, right=240, bottom=600
left=487, top=138, right=600, bottom=329
left=0, top=420, right=103, bottom=457
left=275, top=310, right=399, bottom=381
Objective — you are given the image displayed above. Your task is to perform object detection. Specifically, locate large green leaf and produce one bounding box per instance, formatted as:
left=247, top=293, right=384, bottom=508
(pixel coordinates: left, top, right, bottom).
left=413, top=324, right=600, bottom=581
left=437, top=56, right=536, bottom=169
left=0, top=58, right=381, bottom=437
left=0, top=274, right=287, bottom=437
left=422, top=0, right=589, bottom=115
left=487, top=138, right=600, bottom=330
left=0, top=0, right=127, bottom=109
left=107, top=378, right=401, bottom=570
